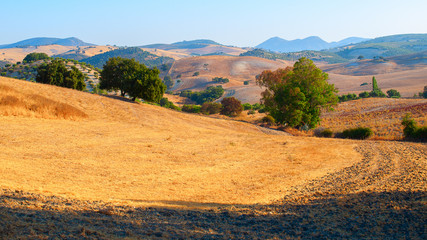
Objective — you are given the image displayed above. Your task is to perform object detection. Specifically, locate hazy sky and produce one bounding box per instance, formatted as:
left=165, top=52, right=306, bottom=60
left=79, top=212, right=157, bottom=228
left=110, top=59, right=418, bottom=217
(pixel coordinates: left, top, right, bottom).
left=2, top=0, right=426, bottom=47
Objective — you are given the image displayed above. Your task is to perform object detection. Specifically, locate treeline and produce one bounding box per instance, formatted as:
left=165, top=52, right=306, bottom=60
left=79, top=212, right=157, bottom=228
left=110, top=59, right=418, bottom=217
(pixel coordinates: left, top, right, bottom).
left=179, top=86, right=224, bottom=104
left=338, top=76, right=402, bottom=102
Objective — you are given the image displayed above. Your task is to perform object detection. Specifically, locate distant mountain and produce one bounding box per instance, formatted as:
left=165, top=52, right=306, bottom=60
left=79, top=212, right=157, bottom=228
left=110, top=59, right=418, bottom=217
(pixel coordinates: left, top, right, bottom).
left=256, top=36, right=369, bottom=53
left=0, top=37, right=95, bottom=49
left=142, top=39, right=221, bottom=50
left=81, top=47, right=174, bottom=69
left=330, top=34, right=427, bottom=59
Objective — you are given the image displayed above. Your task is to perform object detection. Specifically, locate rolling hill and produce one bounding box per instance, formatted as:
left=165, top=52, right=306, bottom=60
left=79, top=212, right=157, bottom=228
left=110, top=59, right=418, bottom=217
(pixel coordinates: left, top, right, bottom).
left=0, top=76, right=425, bottom=238
left=0, top=37, right=95, bottom=49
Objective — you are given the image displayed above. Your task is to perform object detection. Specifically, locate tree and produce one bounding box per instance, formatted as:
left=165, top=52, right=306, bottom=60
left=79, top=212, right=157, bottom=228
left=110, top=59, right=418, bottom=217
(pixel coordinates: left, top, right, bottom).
left=23, top=52, right=50, bottom=63
left=370, top=76, right=386, bottom=97
left=386, top=89, right=401, bottom=98
left=256, top=57, right=338, bottom=129
left=424, top=86, right=427, bottom=99
left=100, top=57, right=165, bottom=102
left=36, top=60, right=86, bottom=91
left=220, top=97, right=243, bottom=117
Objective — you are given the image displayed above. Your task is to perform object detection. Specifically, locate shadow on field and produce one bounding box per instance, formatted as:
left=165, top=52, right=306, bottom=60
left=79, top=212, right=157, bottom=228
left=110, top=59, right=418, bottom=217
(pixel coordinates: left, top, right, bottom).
left=1, top=190, right=425, bottom=239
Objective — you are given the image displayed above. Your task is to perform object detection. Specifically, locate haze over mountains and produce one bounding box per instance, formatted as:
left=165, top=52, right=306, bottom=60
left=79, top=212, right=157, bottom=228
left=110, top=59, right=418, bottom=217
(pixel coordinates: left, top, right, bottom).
left=0, top=37, right=94, bottom=49
left=256, top=36, right=370, bottom=52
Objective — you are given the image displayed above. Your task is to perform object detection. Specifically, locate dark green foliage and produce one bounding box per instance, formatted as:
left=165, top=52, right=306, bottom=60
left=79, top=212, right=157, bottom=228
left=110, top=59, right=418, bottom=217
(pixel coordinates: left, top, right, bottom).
left=212, top=77, right=229, bottom=83
left=163, top=76, right=174, bottom=89
left=220, top=97, right=243, bottom=117
left=315, top=128, right=333, bottom=138
left=359, top=91, right=371, bottom=98
left=247, top=110, right=256, bottom=115
left=401, top=114, right=427, bottom=141
left=386, top=89, right=401, bottom=98
left=360, top=82, right=368, bottom=86
left=36, top=60, right=86, bottom=90
left=338, top=93, right=359, bottom=102
left=159, top=98, right=180, bottom=111
left=201, top=102, right=222, bottom=115
left=81, top=47, right=174, bottom=69
left=193, top=72, right=200, bottom=76
left=23, top=53, right=50, bottom=63
left=100, top=57, right=165, bottom=102
left=257, top=58, right=338, bottom=129
left=176, top=74, right=181, bottom=78
left=243, top=80, right=249, bottom=85
left=242, top=103, right=252, bottom=110
left=179, top=86, right=224, bottom=104
left=370, top=76, right=386, bottom=97
left=251, top=103, right=264, bottom=110
left=423, top=86, right=427, bottom=98
left=181, top=104, right=201, bottom=113
left=341, top=127, right=373, bottom=140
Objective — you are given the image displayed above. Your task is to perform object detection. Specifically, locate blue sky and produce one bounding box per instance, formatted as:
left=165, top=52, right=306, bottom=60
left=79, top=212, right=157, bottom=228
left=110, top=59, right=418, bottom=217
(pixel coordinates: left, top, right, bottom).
left=2, top=0, right=426, bottom=47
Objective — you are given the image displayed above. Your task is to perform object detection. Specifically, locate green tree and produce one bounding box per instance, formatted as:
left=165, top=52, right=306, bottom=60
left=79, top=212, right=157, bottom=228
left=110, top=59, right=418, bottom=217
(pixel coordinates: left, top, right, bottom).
left=36, top=60, right=86, bottom=91
left=23, top=52, right=50, bottom=63
left=220, top=97, right=243, bottom=117
left=423, top=86, right=427, bottom=98
left=386, top=89, right=401, bottom=98
left=370, top=76, right=386, bottom=97
left=100, top=57, right=165, bottom=102
left=256, top=57, right=338, bottom=129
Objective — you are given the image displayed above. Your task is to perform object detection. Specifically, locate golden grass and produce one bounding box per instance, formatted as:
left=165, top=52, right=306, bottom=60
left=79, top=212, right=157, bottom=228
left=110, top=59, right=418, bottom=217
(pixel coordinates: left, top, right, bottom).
left=0, top=83, right=87, bottom=120
left=319, top=98, right=427, bottom=140
left=0, top=76, right=362, bottom=208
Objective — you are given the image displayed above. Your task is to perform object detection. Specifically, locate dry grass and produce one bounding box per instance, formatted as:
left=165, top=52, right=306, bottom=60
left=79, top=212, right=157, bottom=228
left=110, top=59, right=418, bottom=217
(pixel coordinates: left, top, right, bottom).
left=0, top=83, right=87, bottom=120
left=0, top=76, right=361, bottom=208
left=319, top=98, right=427, bottom=140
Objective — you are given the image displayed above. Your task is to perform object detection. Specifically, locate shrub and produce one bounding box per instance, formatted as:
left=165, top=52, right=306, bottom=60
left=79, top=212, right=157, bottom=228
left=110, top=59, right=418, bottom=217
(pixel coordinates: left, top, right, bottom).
left=341, top=127, right=373, bottom=140
left=201, top=102, right=222, bottom=115
left=242, top=103, right=252, bottom=110
left=220, top=97, right=243, bottom=117
left=314, top=128, right=333, bottom=138
left=401, top=113, right=427, bottom=141
left=179, top=86, right=224, bottom=104
left=247, top=110, right=256, bottom=115
left=182, top=104, right=201, bottom=113
left=159, top=97, right=181, bottom=111
left=243, top=80, right=249, bottom=85
left=193, top=71, right=200, bottom=76
left=359, top=91, right=370, bottom=98
left=261, top=115, right=275, bottom=125
left=387, top=89, right=401, bottom=98
left=212, top=77, right=229, bottom=83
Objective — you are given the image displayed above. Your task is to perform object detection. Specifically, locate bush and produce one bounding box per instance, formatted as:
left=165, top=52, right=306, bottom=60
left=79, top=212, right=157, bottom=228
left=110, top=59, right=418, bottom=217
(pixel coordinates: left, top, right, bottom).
left=402, top=114, right=427, bottom=141
left=338, top=93, right=359, bottom=102
left=386, top=89, right=401, bottom=98
left=261, top=115, right=275, bottom=125
left=247, top=110, right=256, bottom=115
left=182, top=104, right=201, bottom=113
left=179, top=86, right=224, bottom=104
left=193, top=71, right=200, bottom=76
left=341, top=127, right=373, bottom=140
left=220, top=97, right=243, bottom=117
left=159, top=97, right=181, bottom=111
left=242, top=103, right=252, bottom=110
left=201, top=102, right=222, bottom=115
left=212, top=77, right=229, bottom=83
left=315, top=128, right=334, bottom=138
left=243, top=80, right=249, bottom=85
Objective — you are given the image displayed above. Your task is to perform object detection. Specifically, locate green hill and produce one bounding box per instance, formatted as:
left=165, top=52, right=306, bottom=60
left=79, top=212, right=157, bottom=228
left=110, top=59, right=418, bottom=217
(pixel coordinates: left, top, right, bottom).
left=142, top=39, right=221, bottom=50
left=331, top=34, right=427, bottom=60
left=240, top=48, right=347, bottom=63
left=80, top=47, right=174, bottom=69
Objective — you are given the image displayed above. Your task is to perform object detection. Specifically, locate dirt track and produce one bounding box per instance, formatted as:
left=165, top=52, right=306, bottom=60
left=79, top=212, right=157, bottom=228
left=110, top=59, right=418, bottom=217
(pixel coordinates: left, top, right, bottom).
left=1, top=141, right=425, bottom=239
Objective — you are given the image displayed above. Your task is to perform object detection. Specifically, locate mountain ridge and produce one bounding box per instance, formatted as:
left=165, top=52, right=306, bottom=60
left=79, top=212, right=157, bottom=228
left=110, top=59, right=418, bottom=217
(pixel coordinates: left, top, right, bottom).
left=0, top=37, right=95, bottom=49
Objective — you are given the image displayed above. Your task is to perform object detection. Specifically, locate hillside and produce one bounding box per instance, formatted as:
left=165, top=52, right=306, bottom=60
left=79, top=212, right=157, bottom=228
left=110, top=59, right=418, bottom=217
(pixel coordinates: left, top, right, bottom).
left=168, top=55, right=290, bottom=103
left=0, top=76, right=425, bottom=238
left=80, top=47, right=174, bottom=69
left=330, top=33, right=427, bottom=60
left=240, top=48, right=348, bottom=63
left=0, top=37, right=94, bottom=49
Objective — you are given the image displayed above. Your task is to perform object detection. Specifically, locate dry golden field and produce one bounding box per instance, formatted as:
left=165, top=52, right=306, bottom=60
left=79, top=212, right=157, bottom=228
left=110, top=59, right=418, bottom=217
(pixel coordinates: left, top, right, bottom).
left=0, top=76, right=426, bottom=238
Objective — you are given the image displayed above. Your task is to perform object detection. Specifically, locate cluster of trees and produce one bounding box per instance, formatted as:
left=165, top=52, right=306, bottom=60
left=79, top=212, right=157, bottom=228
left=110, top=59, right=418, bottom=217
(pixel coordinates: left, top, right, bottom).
left=100, top=57, right=165, bottom=102
left=256, top=57, right=338, bottom=129
left=212, top=77, right=229, bottom=83
left=36, top=60, right=86, bottom=90
left=339, top=77, right=401, bottom=102
left=179, top=86, right=224, bottom=104
left=180, top=97, right=243, bottom=116
left=23, top=53, right=50, bottom=63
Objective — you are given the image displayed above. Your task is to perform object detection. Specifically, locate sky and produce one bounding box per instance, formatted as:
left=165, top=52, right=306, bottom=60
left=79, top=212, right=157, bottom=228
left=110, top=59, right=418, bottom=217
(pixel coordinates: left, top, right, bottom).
left=2, top=0, right=426, bottom=47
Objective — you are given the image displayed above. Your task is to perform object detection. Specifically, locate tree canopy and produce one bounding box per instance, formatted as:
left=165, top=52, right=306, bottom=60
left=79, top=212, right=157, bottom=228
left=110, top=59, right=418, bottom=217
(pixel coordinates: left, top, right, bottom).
left=256, top=57, right=338, bottom=129
left=36, top=60, right=86, bottom=91
left=100, top=57, right=166, bottom=102
left=23, top=52, right=50, bottom=63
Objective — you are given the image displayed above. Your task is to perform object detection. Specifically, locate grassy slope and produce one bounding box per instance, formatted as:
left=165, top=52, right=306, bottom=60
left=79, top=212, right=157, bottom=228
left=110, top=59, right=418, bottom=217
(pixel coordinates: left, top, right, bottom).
left=0, top=76, right=425, bottom=238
